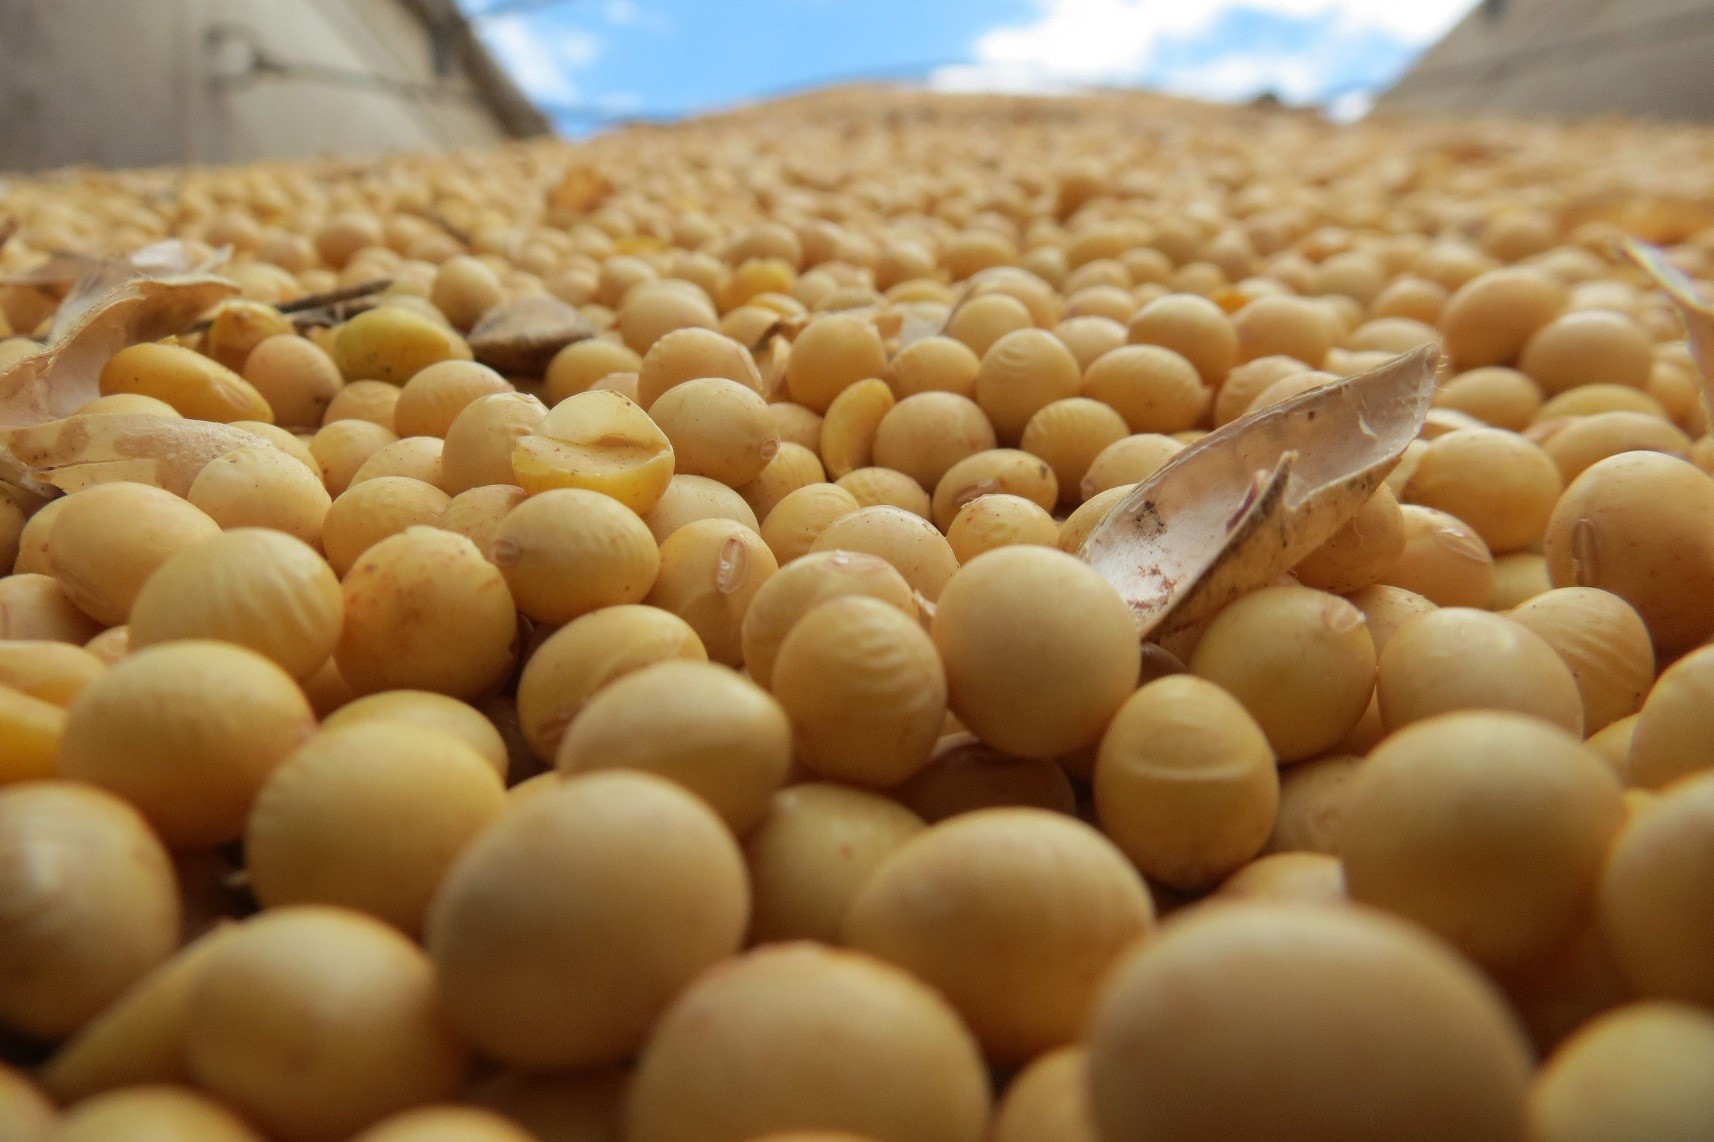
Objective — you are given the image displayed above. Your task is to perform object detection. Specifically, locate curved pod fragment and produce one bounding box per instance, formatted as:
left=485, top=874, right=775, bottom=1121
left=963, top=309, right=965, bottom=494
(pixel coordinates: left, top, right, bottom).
left=1081, top=345, right=1437, bottom=638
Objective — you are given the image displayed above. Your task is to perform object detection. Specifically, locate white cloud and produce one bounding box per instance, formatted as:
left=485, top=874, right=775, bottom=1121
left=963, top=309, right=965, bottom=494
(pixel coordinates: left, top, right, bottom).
left=1158, top=51, right=1324, bottom=104
left=930, top=0, right=1476, bottom=100
left=602, top=0, right=673, bottom=33
left=479, top=15, right=600, bottom=103
left=604, top=0, right=641, bottom=25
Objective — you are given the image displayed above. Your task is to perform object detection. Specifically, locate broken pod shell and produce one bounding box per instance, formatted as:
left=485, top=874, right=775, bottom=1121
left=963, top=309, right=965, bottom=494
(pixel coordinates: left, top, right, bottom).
left=1080, top=344, right=1438, bottom=639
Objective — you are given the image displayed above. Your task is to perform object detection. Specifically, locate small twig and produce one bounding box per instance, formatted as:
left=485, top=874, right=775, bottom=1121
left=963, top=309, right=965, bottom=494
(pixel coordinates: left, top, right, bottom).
left=288, top=297, right=387, bottom=330
left=187, top=277, right=395, bottom=333
left=422, top=209, right=473, bottom=248
left=278, top=278, right=395, bottom=316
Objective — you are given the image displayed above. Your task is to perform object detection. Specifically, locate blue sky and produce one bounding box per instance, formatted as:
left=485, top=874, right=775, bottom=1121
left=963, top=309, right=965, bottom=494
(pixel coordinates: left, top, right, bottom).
left=462, top=0, right=1478, bottom=131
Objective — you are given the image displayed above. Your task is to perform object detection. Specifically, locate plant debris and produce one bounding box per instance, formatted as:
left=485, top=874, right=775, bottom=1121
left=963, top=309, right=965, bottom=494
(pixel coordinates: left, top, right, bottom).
left=1624, top=237, right=1714, bottom=407
left=0, top=241, right=236, bottom=431
left=1080, top=345, right=1439, bottom=638
left=0, top=413, right=268, bottom=497
left=467, top=294, right=595, bottom=376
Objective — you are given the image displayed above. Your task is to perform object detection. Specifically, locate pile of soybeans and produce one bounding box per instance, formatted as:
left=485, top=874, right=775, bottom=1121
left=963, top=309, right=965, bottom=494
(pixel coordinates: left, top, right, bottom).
left=3, top=86, right=1714, bottom=1142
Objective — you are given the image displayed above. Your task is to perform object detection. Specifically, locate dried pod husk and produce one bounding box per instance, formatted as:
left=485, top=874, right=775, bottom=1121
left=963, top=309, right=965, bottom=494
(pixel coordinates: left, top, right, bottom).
left=0, top=249, right=101, bottom=293
left=1081, top=345, right=1437, bottom=638
left=0, top=241, right=237, bottom=429
left=1624, top=239, right=1714, bottom=413
left=0, top=413, right=267, bottom=496
left=467, top=296, right=595, bottom=377
left=893, top=301, right=953, bottom=350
